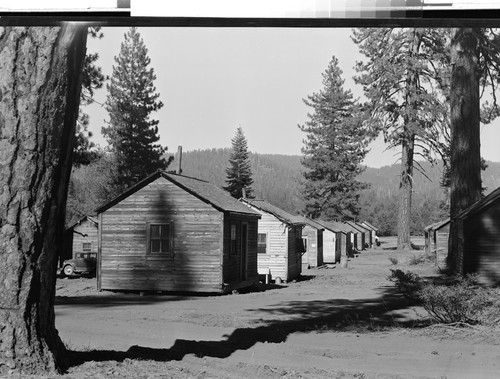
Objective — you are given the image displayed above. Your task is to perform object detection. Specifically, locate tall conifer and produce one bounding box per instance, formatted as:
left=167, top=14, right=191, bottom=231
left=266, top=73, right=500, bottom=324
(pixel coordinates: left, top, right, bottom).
left=224, top=127, right=254, bottom=199
left=103, top=27, right=170, bottom=189
left=299, top=56, right=369, bottom=220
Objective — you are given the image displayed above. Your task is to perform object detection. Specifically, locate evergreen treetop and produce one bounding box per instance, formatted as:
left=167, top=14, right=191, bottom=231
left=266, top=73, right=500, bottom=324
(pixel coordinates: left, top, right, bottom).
left=103, top=27, right=170, bottom=189
left=224, top=127, right=254, bottom=199
left=299, top=56, right=369, bottom=220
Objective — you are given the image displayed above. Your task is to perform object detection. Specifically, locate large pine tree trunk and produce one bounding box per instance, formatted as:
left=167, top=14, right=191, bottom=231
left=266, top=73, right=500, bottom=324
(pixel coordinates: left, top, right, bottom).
left=397, top=134, right=415, bottom=250
left=396, top=30, right=420, bottom=251
left=0, top=26, right=87, bottom=374
left=448, top=28, right=482, bottom=273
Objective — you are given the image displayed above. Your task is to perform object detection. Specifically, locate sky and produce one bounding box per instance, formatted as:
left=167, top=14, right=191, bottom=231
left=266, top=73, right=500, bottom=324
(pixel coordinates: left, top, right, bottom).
left=84, top=27, right=500, bottom=168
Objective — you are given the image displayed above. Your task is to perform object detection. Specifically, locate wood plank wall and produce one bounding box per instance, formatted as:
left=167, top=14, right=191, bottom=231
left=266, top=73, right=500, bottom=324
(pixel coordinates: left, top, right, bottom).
left=222, top=215, right=259, bottom=284
left=322, top=230, right=337, bottom=263
left=99, top=177, right=224, bottom=292
left=463, top=205, right=500, bottom=285
left=72, top=220, right=98, bottom=256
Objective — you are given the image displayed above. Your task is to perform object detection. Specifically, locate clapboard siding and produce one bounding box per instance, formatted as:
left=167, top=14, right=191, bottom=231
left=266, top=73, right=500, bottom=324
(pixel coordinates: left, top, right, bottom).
left=463, top=203, right=500, bottom=285
left=98, top=174, right=260, bottom=293
left=100, top=177, right=220, bottom=292
left=243, top=205, right=302, bottom=282
left=72, top=219, right=98, bottom=255
left=301, top=226, right=323, bottom=268
left=322, top=229, right=337, bottom=263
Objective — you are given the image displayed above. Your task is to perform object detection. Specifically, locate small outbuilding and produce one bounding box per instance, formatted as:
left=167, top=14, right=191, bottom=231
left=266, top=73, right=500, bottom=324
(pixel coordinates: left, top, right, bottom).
left=314, top=219, right=342, bottom=264
left=63, top=215, right=98, bottom=266
left=240, top=199, right=305, bottom=282
left=452, top=186, right=500, bottom=285
left=424, top=218, right=450, bottom=267
left=342, top=222, right=360, bottom=251
left=95, top=171, right=261, bottom=293
left=297, top=216, right=324, bottom=269
left=361, top=221, right=378, bottom=246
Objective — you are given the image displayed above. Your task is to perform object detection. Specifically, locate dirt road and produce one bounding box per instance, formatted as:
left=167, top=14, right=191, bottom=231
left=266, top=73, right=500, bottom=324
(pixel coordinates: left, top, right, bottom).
left=54, top=238, right=500, bottom=378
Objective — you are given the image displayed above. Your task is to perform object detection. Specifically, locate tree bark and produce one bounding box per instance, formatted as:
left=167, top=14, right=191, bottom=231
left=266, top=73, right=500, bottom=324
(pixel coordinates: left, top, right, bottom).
left=397, top=133, right=415, bottom=250
left=448, top=28, right=482, bottom=274
left=0, top=25, right=87, bottom=374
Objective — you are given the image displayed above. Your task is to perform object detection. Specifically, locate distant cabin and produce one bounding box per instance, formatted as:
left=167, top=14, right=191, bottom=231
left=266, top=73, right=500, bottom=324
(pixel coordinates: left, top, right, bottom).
left=361, top=221, right=378, bottom=246
left=315, top=220, right=350, bottom=264
left=240, top=199, right=305, bottom=282
left=297, top=217, right=324, bottom=269
left=354, top=222, right=372, bottom=249
left=95, top=171, right=261, bottom=293
left=424, top=219, right=450, bottom=267
left=342, top=222, right=360, bottom=251
left=345, top=221, right=368, bottom=250
left=330, top=221, right=353, bottom=259
left=63, top=216, right=98, bottom=266
left=453, top=186, right=500, bottom=285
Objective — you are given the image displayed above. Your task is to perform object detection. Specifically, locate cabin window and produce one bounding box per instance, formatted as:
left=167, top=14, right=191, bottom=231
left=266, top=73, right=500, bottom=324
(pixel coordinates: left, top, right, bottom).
left=230, top=224, right=237, bottom=254
left=82, top=242, right=91, bottom=251
left=258, top=233, right=267, bottom=254
left=148, top=223, right=171, bottom=254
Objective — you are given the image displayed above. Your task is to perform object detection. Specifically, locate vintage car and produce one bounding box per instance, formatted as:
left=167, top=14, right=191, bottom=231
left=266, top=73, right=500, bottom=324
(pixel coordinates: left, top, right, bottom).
left=62, top=252, right=97, bottom=276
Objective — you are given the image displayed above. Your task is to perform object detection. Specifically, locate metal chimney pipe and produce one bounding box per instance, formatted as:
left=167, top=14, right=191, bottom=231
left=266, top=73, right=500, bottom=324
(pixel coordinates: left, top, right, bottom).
left=176, top=146, right=182, bottom=174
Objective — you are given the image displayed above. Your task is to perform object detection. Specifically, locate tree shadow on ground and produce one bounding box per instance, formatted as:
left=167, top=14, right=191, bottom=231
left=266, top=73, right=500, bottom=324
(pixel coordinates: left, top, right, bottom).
left=65, top=285, right=427, bottom=370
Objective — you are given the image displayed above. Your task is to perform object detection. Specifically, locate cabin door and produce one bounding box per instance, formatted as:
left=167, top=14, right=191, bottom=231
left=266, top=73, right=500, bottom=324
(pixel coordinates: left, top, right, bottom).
left=241, top=223, right=248, bottom=280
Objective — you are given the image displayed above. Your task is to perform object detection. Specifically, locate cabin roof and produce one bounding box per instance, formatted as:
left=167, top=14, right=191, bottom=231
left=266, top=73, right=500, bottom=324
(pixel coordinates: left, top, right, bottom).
left=240, top=199, right=304, bottom=226
left=66, top=215, right=98, bottom=231
left=361, top=221, right=378, bottom=231
left=296, top=216, right=325, bottom=230
left=345, top=221, right=368, bottom=233
left=95, top=171, right=261, bottom=217
left=424, top=218, right=450, bottom=232
left=314, top=219, right=348, bottom=234
left=457, top=186, right=500, bottom=220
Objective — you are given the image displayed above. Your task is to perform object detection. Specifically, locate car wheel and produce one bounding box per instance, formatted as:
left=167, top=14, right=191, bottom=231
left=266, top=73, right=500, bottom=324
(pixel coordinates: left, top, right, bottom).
left=63, top=265, right=74, bottom=276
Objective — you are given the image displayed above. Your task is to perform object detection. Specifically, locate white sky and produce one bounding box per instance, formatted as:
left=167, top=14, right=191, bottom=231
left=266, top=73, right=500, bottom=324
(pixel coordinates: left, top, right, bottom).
left=84, top=27, right=500, bottom=168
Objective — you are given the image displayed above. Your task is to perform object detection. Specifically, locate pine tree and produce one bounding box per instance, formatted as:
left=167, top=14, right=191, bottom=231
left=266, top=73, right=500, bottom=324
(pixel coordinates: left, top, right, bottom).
left=74, top=27, right=107, bottom=166
left=102, top=27, right=170, bottom=189
left=224, top=127, right=254, bottom=199
left=352, top=28, right=450, bottom=250
left=299, top=56, right=369, bottom=220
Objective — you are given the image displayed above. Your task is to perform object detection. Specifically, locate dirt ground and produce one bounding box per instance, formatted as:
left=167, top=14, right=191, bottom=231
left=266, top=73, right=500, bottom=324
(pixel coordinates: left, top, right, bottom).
left=46, top=237, right=500, bottom=378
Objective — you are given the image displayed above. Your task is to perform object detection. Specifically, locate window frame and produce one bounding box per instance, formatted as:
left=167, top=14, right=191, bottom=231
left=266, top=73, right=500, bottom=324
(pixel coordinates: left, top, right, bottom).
left=82, top=242, right=92, bottom=252
left=230, top=223, right=238, bottom=255
left=146, top=222, right=174, bottom=255
left=257, top=232, right=268, bottom=254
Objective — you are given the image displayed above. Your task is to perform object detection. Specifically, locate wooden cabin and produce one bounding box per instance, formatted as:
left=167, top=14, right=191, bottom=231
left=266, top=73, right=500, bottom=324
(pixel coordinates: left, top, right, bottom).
left=95, top=171, right=261, bottom=293
left=342, top=222, right=360, bottom=251
left=297, top=217, right=324, bottom=269
left=356, top=222, right=373, bottom=248
left=240, top=199, right=305, bottom=282
left=319, top=220, right=353, bottom=263
left=63, top=215, right=98, bottom=266
left=314, top=219, right=341, bottom=264
left=345, top=221, right=367, bottom=250
left=452, top=186, right=500, bottom=285
left=424, top=219, right=450, bottom=267
left=361, top=221, right=378, bottom=247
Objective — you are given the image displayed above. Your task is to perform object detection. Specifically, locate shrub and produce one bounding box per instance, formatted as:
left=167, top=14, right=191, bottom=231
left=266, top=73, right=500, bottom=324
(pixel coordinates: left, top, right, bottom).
left=418, top=275, right=494, bottom=325
left=407, top=253, right=434, bottom=266
left=388, top=270, right=499, bottom=325
left=387, top=269, right=423, bottom=301
left=388, top=257, right=398, bottom=265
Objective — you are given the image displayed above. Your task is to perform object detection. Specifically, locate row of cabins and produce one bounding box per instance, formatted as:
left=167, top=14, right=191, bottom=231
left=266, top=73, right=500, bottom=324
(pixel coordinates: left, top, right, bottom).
left=65, top=171, right=378, bottom=293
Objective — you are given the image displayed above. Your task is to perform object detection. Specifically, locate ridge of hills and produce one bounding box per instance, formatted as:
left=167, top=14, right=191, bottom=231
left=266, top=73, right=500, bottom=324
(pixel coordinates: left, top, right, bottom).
left=168, top=148, right=500, bottom=234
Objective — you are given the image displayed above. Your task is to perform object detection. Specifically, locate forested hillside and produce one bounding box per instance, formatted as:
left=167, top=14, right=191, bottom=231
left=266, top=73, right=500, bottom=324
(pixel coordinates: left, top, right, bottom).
left=168, top=148, right=500, bottom=236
